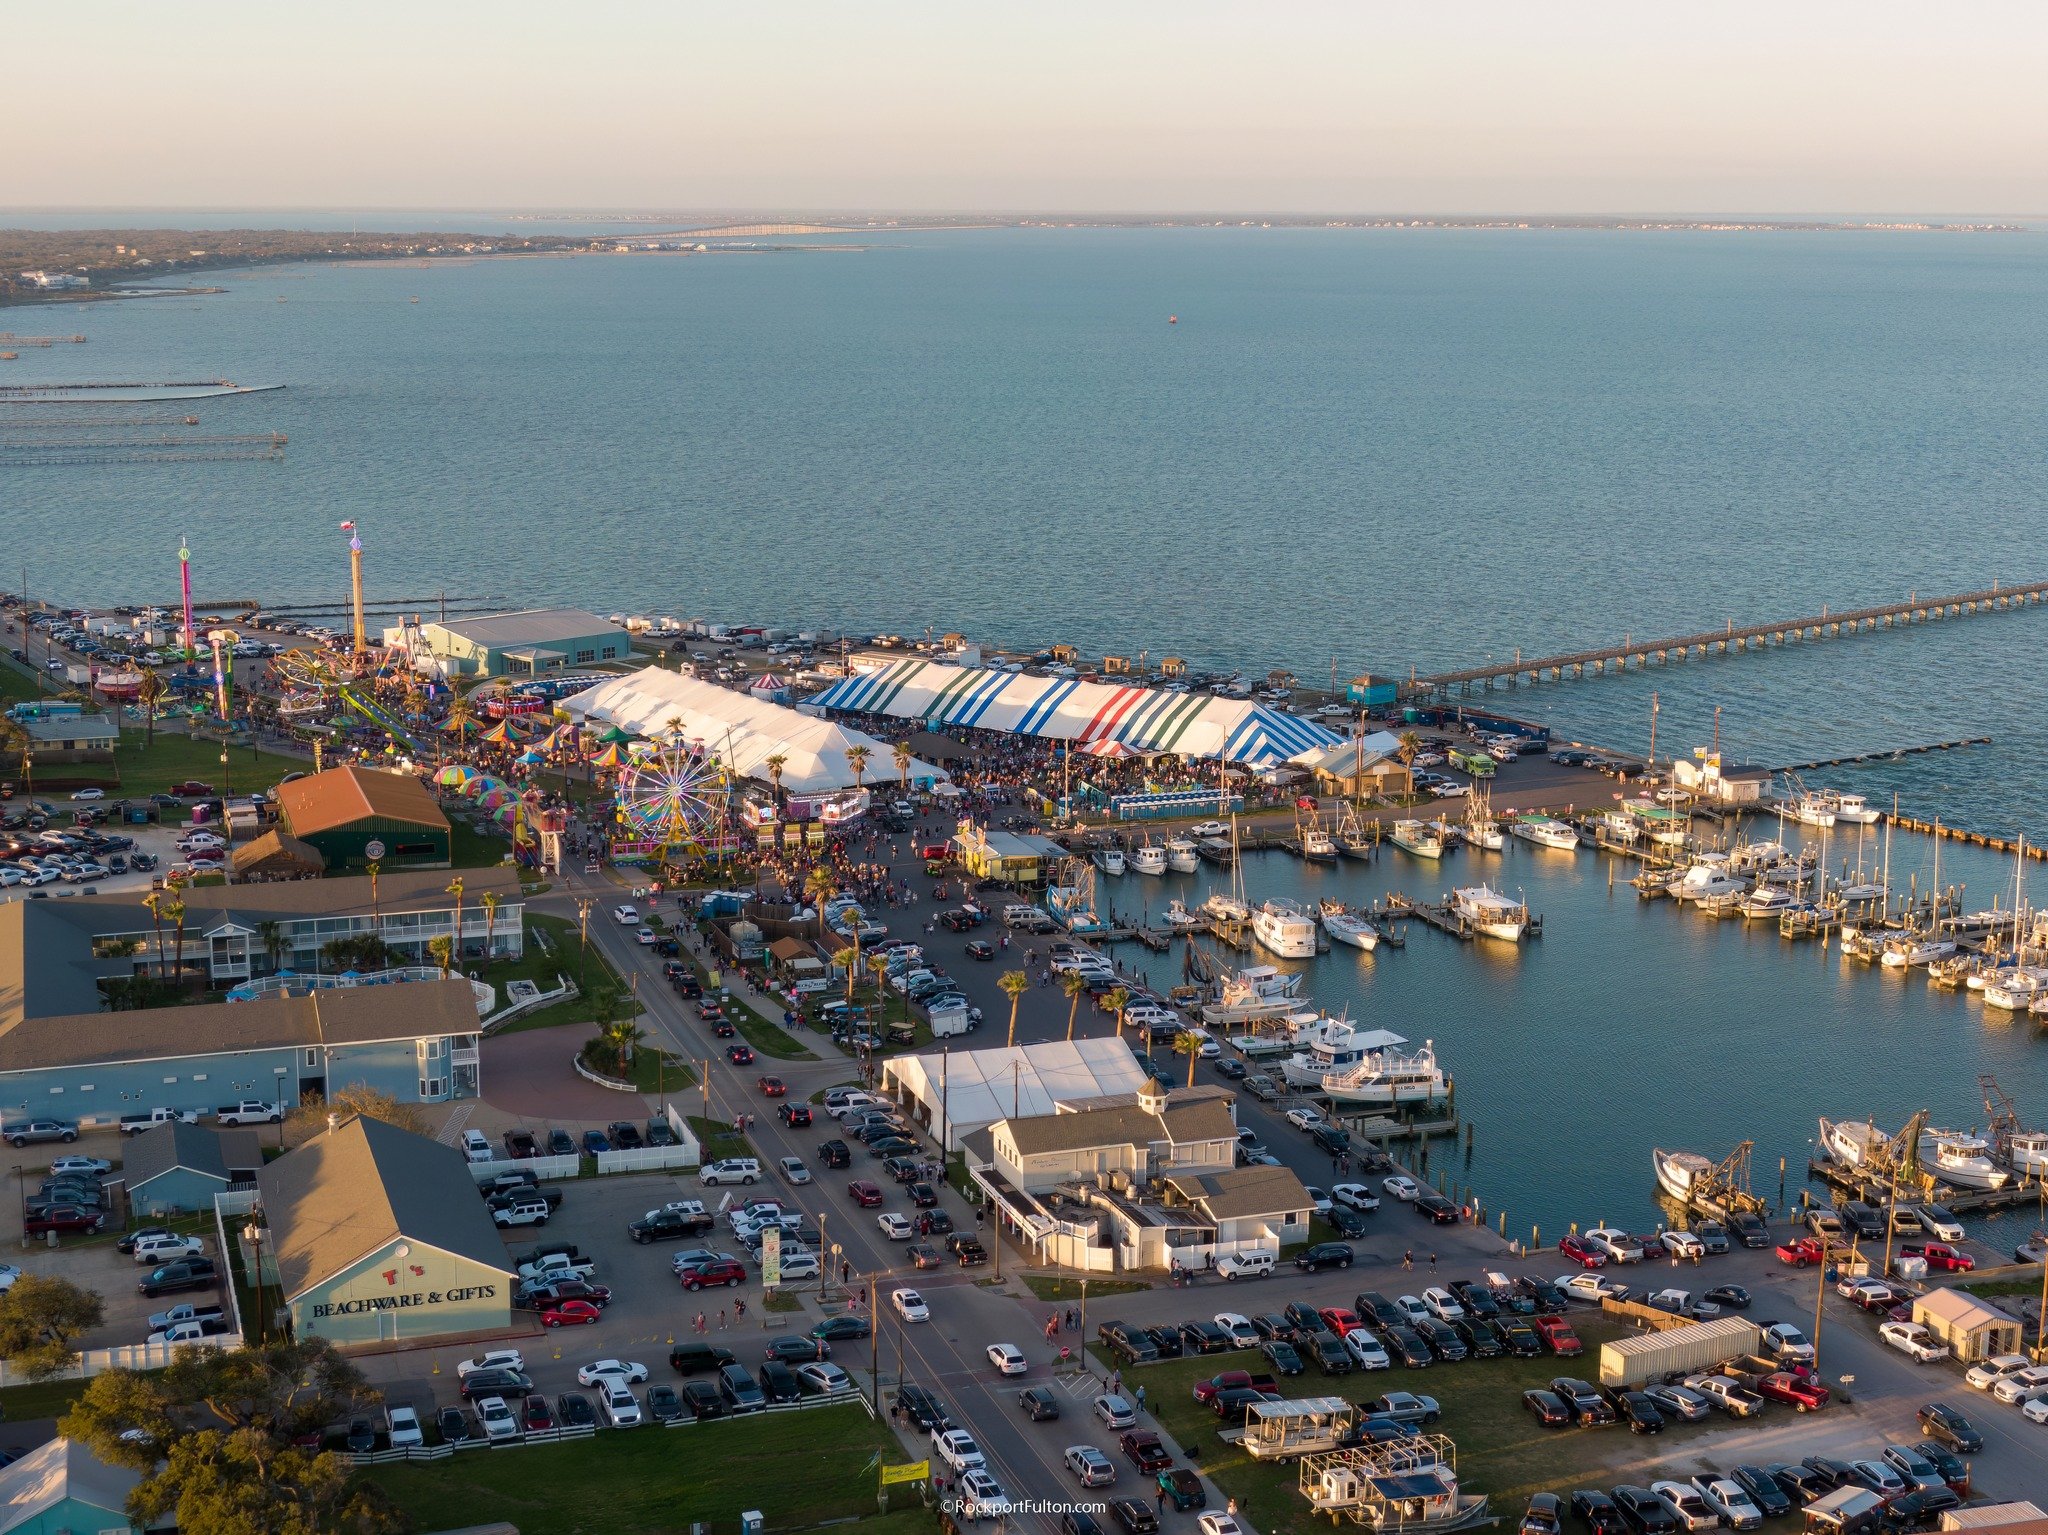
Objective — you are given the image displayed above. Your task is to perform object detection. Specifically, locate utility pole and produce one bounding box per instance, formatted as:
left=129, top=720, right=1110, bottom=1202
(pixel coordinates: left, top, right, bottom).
left=867, top=1272, right=880, bottom=1414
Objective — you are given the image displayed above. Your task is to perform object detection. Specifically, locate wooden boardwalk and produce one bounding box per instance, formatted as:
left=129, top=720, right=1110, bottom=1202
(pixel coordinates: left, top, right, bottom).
left=1404, top=579, right=2048, bottom=700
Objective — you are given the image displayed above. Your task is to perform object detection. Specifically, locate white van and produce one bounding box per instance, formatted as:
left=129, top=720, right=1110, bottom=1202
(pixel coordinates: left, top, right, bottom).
left=1215, top=1250, right=1276, bottom=1280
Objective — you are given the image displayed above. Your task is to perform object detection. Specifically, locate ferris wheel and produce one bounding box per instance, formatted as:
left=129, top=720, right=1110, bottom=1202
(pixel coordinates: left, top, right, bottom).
left=613, top=739, right=729, bottom=855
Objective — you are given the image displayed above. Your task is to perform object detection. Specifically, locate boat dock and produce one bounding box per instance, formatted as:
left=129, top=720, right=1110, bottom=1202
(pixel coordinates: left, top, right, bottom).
left=1805, top=1158, right=2044, bottom=1215
left=1886, top=815, right=2048, bottom=862
left=1402, top=579, right=2048, bottom=701
left=1379, top=891, right=1542, bottom=942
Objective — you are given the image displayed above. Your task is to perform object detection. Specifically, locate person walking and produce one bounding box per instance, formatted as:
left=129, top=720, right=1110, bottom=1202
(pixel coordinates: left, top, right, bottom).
left=717, top=1307, right=727, bottom=1328
left=1155, top=1484, right=1167, bottom=1512
left=1429, top=1252, right=1438, bottom=1273
left=1402, top=1249, right=1413, bottom=1270
left=1136, top=1384, right=1147, bottom=1411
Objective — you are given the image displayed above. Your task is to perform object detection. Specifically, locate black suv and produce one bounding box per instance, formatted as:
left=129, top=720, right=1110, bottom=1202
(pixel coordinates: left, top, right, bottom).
left=1354, top=1292, right=1403, bottom=1329
left=667, top=1342, right=737, bottom=1376
left=895, top=1384, right=949, bottom=1431
left=817, top=1139, right=851, bottom=1168
left=1294, top=1242, right=1354, bottom=1272
left=1915, top=1402, right=1983, bottom=1453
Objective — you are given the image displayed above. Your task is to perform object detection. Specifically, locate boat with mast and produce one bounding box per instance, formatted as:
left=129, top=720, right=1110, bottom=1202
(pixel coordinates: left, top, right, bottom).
left=1201, top=817, right=1252, bottom=922
left=1129, top=837, right=1166, bottom=876
left=1818, top=1116, right=1887, bottom=1169
left=1319, top=900, right=1380, bottom=952
left=1462, top=786, right=1504, bottom=851
left=1390, top=819, right=1451, bottom=859
left=1297, top=817, right=1339, bottom=863
left=1335, top=803, right=1377, bottom=860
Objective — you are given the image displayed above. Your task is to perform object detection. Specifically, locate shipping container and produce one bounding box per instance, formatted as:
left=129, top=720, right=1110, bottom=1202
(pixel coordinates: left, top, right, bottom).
left=1347, top=677, right=1398, bottom=708
left=1598, top=1316, right=1763, bottom=1388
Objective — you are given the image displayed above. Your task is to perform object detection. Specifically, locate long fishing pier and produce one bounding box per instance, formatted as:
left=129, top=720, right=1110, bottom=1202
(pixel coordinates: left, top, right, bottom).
left=1402, top=580, right=2048, bottom=701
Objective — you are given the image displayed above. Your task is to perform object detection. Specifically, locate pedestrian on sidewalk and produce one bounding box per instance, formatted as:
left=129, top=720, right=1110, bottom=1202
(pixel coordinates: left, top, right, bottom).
left=1429, top=1252, right=1438, bottom=1272
left=1402, top=1249, right=1412, bottom=1270
left=1136, top=1384, right=1147, bottom=1411
left=718, top=1307, right=727, bottom=1328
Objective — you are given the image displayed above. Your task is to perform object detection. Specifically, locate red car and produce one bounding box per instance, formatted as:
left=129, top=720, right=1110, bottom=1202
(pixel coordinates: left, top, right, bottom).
left=1318, top=1307, right=1362, bottom=1337
left=1119, top=1431, right=1173, bottom=1473
left=25, top=1206, right=104, bottom=1236
left=1902, top=1242, right=1974, bottom=1273
left=757, top=1076, right=786, bottom=1097
left=1756, top=1372, right=1830, bottom=1412
left=170, top=780, right=215, bottom=797
left=1193, top=1370, right=1260, bottom=1404
left=539, top=1300, right=603, bottom=1328
left=677, top=1259, right=746, bottom=1292
left=1557, top=1235, right=1606, bottom=1269
left=523, top=1393, right=555, bottom=1430
left=847, top=1180, right=884, bottom=1207
left=1776, top=1237, right=1827, bottom=1268
left=1532, top=1316, right=1582, bottom=1356
left=726, top=1044, right=755, bottom=1065
left=779, top=1103, right=813, bottom=1128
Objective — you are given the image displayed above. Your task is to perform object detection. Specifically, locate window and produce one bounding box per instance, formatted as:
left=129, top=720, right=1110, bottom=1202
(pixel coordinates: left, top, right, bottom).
left=574, top=648, right=597, bottom=664
left=305, top=1049, right=320, bottom=1068
left=419, top=1077, right=445, bottom=1099
left=192, top=1073, right=207, bottom=1082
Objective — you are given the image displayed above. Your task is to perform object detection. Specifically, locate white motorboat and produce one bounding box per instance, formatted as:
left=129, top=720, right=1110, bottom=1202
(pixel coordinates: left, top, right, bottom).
left=1982, top=969, right=2046, bottom=1012
left=1462, top=815, right=1505, bottom=851
left=1129, top=841, right=1166, bottom=876
left=1161, top=898, right=1201, bottom=931
left=1594, top=810, right=1642, bottom=846
left=1739, top=886, right=1799, bottom=920
left=1819, top=1116, right=1886, bottom=1168
left=1163, top=836, right=1200, bottom=874
left=1674, top=860, right=1748, bottom=904
left=2005, top=1130, right=2048, bottom=1177
left=1452, top=884, right=1529, bottom=941
left=1092, top=847, right=1126, bottom=877
left=1653, top=1148, right=1716, bottom=1204
left=1281, top=1018, right=1394, bottom=1088
left=1880, top=932, right=1956, bottom=968
left=1321, top=907, right=1380, bottom=952
left=1252, top=898, right=1319, bottom=959
left=1390, top=819, right=1450, bottom=859
left=1828, top=791, right=1882, bottom=824
left=1322, top=1040, right=1447, bottom=1106
left=1918, top=1130, right=2010, bottom=1191
left=1199, top=965, right=1307, bottom=1027
left=1508, top=814, right=1580, bottom=850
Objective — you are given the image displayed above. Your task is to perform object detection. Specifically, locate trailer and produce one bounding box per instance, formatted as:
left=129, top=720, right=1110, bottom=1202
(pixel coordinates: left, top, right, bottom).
left=1598, top=1316, right=1763, bottom=1388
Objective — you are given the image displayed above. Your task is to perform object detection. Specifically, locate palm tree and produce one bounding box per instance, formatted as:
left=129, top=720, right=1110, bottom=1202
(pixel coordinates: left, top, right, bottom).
left=135, top=669, right=166, bottom=747
left=845, top=744, right=871, bottom=798
left=839, top=901, right=868, bottom=986
left=254, top=919, right=288, bottom=975
left=427, top=934, right=454, bottom=979
left=998, top=969, right=1030, bottom=1049
left=865, top=950, right=892, bottom=1023
left=480, top=892, right=500, bottom=960
left=1060, top=969, right=1087, bottom=1042
left=763, top=753, right=788, bottom=812
left=663, top=714, right=685, bottom=744
left=804, top=865, right=837, bottom=911
left=445, top=692, right=476, bottom=736
left=445, top=876, right=466, bottom=966
left=832, top=945, right=860, bottom=1007
left=894, top=741, right=913, bottom=794
left=365, top=860, right=382, bottom=927
left=141, top=889, right=169, bottom=980
left=163, top=892, right=188, bottom=992
left=1396, top=730, right=1421, bottom=767
left=1173, top=1030, right=1205, bottom=1086
left=602, top=1018, right=645, bottom=1076
left=1105, top=985, right=1131, bottom=1041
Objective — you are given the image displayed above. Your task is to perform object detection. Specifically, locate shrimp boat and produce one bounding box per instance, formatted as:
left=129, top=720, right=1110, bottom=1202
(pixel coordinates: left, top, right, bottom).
left=1163, top=836, right=1200, bottom=874
left=1652, top=1148, right=1717, bottom=1204
left=1462, top=795, right=1505, bottom=851
left=1252, top=898, right=1320, bottom=959
left=1509, top=813, right=1580, bottom=850
left=1818, top=1116, right=1887, bottom=1169
left=1918, top=1130, right=2010, bottom=1191
left=1319, top=900, right=1380, bottom=952
left=1335, top=803, right=1377, bottom=859
left=1321, top=1037, right=1448, bottom=1107
left=1092, top=846, right=1126, bottom=876
left=1390, top=819, right=1451, bottom=859
left=1789, top=789, right=1837, bottom=828
left=1826, top=791, right=1883, bottom=825
left=1298, top=821, right=1340, bottom=862
left=1129, top=839, right=1167, bottom=876
left=2005, top=1130, right=2048, bottom=1177
left=1452, top=884, right=1529, bottom=941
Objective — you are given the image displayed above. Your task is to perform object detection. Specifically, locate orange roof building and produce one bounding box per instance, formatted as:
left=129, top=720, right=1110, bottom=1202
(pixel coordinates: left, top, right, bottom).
left=274, top=765, right=451, bottom=871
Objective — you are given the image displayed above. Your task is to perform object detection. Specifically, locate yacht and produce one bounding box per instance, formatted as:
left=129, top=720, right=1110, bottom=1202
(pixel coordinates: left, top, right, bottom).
left=1652, top=1148, right=1716, bottom=1204
left=1281, top=1019, right=1407, bottom=1090
left=1880, top=932, right=1956, bottom=969
left=1738, top=886, right=1799, bottom=920
left=1199, top=965, right=1307, bottom=1027
left=1674, top=859, right=1748, bottom=904
left=1982, top=970, right=2046, bottom=1012
left=1509, top=814, right=1580, bottom=850
left=1918, top=1130, right=2010, bottom=1191
left=1819, top=1116, right=1887, bottom=1169
left=1298, top=824, right=1339, bottom=862
left=1320, top=902, right=1380, bottom=952
left=1092, top=847, right=1126, bottom=877
left=1252, top=898, right=1319, bottom=959
left=1828, top=791, right=1882, bottom=824
left=1322, top=1040, right=1448, bottom=1107
left=1452, top=885, right=1529, bottom=942
left=1128, top=841, right=1166, bottom=877
left=1390, top=819, right=1450, bottom=859
left=1163, top=836, right=1200, bottom=874
left=1161, top=898, right=1201, bottom=931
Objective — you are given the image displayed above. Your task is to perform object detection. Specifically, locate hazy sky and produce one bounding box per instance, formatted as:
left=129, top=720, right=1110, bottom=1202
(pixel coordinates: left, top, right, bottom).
left=10, top=0, right=2045, bottom=214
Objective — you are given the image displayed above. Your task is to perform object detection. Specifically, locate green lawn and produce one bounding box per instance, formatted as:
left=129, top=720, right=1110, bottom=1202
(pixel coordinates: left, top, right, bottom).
left=1090, top=1312, right=1753, bottom=1531
left=447, top=817, right=512, bottom=869
left=363, top=1402, right=909, bottom=1535
left=0, top=1377, right=88, bottom=1422
left=492, top=915, right=646, bottom=1035
left=104, top=729, right=304, bottom=800
left=687, top=1115, right=755, bottom=1161
left=1022, top=1275, right=1151, bottom=1301
left=581, top=1040, right=696, bottom=1094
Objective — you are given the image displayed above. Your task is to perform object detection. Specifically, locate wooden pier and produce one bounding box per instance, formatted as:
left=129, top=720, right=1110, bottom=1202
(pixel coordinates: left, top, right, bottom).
left=1403, top=579, right=2048, bottom=701
left=1806, top=1158, right=2046, bottom=1215
left=1380, top=891, right=1541, bottom=942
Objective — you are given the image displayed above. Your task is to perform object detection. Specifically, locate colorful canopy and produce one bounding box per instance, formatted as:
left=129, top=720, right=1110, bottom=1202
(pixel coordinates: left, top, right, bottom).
left=435, top=765, right=473, bottom=786
left=812, top=660, right=1342, bottom=765
left=516, top=749, right=545, bottom=764
left=596, top=725, right=637, bottom=744
left=588, top=744, right=628, bottom=768
left=1084, top=738, right=1141, bottom=759
left=442, top=715, right=480, bottom=734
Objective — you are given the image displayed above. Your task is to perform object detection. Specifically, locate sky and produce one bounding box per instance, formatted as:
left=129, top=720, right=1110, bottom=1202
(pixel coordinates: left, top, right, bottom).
left=8, top=0, right=2046, bottom=215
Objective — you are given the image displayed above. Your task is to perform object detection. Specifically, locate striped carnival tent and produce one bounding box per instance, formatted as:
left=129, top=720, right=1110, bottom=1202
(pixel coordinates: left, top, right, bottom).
left=811, top=660, right=1343, bottom=765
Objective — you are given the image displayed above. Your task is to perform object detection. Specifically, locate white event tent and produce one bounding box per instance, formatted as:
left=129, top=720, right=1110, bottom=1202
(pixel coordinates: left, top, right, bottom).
left=880, top=1037, right=1149, bottom=1152
left=559, top=669, right=948, bottom=794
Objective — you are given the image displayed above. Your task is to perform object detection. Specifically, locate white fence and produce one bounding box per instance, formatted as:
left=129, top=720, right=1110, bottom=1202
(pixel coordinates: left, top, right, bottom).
left=594, top=1143, right=700, bottom=1176
left=0, top=1335, right=246, bottom=1389
left=468, top=1153, right=582, bottom=1185
left=481, top=978, right=574, bottom=1033
left=336, top=1386, right=868, bottom=1465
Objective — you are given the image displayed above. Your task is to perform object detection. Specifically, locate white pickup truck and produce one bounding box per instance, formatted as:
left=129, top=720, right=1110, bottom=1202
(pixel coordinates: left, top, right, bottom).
left=214, top=1100, right=284, bottom=1126
left=149, top=1317, right=235, bottom=1345
left=120, top=1107, right=200, bottom=1136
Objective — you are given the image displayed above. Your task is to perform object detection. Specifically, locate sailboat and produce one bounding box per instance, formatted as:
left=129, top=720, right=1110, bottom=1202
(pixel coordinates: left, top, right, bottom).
left=1201, top=817, right=1252, bottom=922
left=1319, top=899, right=1379, bottom=951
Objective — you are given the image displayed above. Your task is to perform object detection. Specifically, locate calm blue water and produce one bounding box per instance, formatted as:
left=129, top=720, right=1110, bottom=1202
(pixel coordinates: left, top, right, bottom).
left=10, top=226, right=2048, bottom=1233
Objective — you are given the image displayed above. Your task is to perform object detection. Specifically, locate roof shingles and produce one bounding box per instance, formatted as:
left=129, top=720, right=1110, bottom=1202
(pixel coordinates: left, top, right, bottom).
left=276, top=766, right=448, bottom=839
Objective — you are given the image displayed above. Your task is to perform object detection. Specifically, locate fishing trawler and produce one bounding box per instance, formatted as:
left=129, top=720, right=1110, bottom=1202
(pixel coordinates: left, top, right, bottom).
left=1163, top=836, right=1200, bottom=874
left=1129, top=839, right=1167, bottom=876
left=1390, top=819, right=1451, bottom=859
left=1462, top=790, right=1505, bottom=851
left=1091, top=846, right=1126, bottom=876
left=1919, top=1130, right=2009, bottom=1190
left=1818, top=1116, right=1887, bottom=1169
left=1652, top=1148, right=1717, bottom=1203
left=1335, top=803, right=1377, bottom=859
left=1298, top=822, right=1339, bottom=862
left=1452, top=885, right=1529, bottom=941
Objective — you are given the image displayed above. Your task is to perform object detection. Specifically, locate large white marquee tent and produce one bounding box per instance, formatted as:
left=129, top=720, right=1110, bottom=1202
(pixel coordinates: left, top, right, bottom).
left=880, top=1038, right=1148, bottom=1152
left=559, top=669, right=948, bottom=795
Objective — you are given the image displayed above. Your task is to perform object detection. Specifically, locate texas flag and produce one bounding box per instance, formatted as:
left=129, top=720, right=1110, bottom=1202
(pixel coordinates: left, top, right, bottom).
left=340, top=521, right=356, bottom=530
